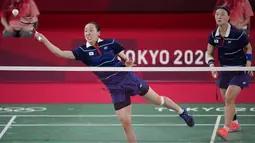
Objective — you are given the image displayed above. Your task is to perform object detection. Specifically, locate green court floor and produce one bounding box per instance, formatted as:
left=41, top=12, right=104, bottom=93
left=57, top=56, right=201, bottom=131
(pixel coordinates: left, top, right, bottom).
left=0, top=104, right=254, bottom=143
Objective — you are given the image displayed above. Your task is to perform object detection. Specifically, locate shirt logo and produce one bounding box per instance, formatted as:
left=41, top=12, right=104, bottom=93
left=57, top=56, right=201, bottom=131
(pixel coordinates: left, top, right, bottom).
left=214, top=40, right=219, bottom=43
left=89, top=52, right=94, bottom=56
left=228, top=41, right=232, bottom=44
left=104, top=46, right=108, bottom=50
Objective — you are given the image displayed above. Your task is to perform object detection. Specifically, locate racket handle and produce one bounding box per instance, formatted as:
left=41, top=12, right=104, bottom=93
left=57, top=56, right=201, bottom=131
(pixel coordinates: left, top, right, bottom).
left=37, top=36, right=42, bottom=41
left=213, top=73, right=217, bottom=79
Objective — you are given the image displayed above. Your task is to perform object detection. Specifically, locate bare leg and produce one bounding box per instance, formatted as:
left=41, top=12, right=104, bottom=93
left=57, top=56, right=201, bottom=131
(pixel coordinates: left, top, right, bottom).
left=142, top=87, right=182, bottom=113
left=224, top=85, right=241, bottom=130
left=216, top=85, right=242, bottom=140
left=221, top=88, right=238, bottom=124
left=116, top=105, right=137, bottom=143
left=142, top=87, right=194, bottom=127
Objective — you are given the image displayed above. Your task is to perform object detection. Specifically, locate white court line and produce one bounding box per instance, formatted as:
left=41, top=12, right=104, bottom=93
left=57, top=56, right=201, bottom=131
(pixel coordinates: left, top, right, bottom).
left=0, top=123, right=254, bottom=127
left=0, top=116, right=16, bottom=139
left=3, top=123, right=210, bottom=127
left=210, top=115, right=222, bottom=143
left=0, top=114, right=254, bottom=117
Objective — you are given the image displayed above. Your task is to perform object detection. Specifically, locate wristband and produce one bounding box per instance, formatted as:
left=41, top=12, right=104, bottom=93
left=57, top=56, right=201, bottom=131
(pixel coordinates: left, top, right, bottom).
left=246, top=54, right=252, bottom=61
left=208, top=59, right=215, bottom=67
left=206, top=55, right=215, bottom=66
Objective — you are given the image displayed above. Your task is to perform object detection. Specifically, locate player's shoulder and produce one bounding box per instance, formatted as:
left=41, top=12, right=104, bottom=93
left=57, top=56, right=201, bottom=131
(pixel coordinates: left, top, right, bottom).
left=76, top=43, right=87, bottom=49
left=72, top=43, right=88, bottom=53
left=100, top=38, right=115, bottom=44
left=229, top=26, right=246, bottom=39
left=100, top=38, right=121, bottom=46
left=209, top=29, right=217, bottom=39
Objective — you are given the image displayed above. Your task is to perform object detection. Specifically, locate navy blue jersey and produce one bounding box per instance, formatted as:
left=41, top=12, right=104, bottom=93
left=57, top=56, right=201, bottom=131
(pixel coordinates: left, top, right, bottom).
left=72, top=38, right=127, bottom=80
left=208, top=24, right=249, bottom=66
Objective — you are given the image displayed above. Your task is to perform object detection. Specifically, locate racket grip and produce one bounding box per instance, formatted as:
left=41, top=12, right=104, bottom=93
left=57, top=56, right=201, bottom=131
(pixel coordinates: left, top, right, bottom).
left=34, top=31, right=42, bottom=41
left=213, top=73, right=217, bottom=78
left=37, top=36, right=42, bottom=41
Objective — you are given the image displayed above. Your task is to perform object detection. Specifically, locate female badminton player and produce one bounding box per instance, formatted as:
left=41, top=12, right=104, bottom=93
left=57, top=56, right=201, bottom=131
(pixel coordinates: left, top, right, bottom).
left=206, top=6, right=253, bottom=141
left=34, top=22, right=194, bottom=143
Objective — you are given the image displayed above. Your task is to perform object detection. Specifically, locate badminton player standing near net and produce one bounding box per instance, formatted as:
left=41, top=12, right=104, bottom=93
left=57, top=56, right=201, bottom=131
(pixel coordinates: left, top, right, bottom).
left=206, top=6, right=253, bottom=141
left=34, top=22, right=194, bottom=143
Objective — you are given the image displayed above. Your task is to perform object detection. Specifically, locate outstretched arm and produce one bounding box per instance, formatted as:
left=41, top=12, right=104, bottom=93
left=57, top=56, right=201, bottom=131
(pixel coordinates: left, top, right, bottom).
left=35, top=32, right=75, bottom=60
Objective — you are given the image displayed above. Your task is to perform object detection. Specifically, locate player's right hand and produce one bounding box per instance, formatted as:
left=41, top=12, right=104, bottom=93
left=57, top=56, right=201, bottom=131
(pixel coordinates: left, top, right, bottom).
left=211, top=71, right=218, bottom=79
left=210, top=65, right=218, bottom=79
left=34, top=31, right=46, bottom=42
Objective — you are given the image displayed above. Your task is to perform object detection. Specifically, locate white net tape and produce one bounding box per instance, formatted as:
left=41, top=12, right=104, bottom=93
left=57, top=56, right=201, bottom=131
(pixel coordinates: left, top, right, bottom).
left=0, top=66, right=254, bottom=72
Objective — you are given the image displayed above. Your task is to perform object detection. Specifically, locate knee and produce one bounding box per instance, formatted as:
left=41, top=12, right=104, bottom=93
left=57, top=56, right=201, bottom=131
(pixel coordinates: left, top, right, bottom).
left=119, top=117, right=132, bottom=130
left=224, top=95, right=235, bottom=105
left=154, top=96, right=165, bottom=106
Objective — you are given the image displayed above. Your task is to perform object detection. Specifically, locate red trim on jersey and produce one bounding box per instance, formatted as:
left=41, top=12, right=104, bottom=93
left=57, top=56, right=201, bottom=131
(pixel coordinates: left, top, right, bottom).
left=221, top=36, right=225, bottom=47
left=95, top=42, right=102, bottom=55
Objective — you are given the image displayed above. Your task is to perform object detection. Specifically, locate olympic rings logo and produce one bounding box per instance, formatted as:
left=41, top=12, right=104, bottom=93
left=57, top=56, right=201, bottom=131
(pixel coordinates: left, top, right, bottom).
left=0, top=107, right=47, bottom=113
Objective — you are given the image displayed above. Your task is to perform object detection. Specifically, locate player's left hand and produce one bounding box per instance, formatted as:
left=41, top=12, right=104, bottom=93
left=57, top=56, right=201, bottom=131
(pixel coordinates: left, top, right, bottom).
left=246, top=61, right=253, bottom=76
left=125, top=58, right=137, bottom=67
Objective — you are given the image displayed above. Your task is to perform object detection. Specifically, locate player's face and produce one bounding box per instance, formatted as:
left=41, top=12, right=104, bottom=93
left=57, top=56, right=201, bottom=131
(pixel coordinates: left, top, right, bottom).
left=84, top=24, right=100, bottom=44
left=215, top=9, right=230, bottom=26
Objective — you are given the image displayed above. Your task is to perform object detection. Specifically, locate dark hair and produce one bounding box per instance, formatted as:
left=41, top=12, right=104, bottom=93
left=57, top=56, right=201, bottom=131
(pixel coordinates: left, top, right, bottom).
left=216, top=5, right=231, bottom=16
left=88, top=22, right=101, bottom=32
